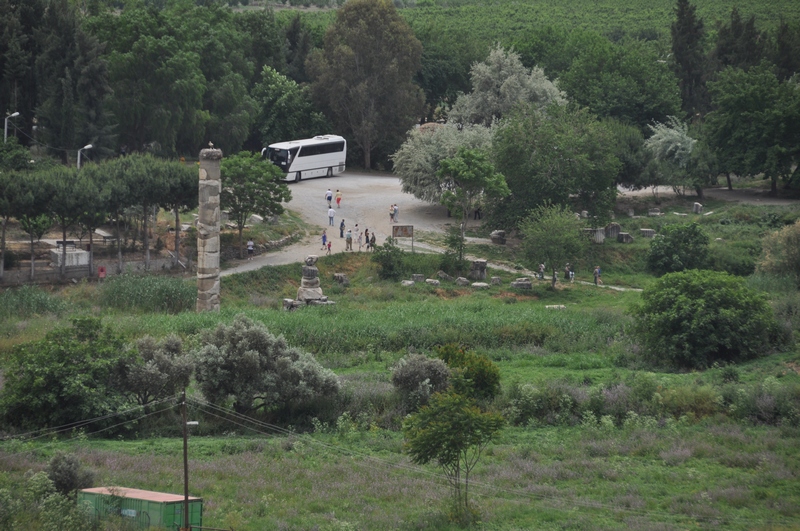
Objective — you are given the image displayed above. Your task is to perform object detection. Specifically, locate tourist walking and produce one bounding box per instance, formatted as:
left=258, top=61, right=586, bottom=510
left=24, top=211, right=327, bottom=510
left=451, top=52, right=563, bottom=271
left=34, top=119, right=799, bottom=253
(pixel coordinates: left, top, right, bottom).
left=335, top=189, right=342, bottom=208
left=340, top=219, right=345, bottom=238
left=325, top=189, right=333, bottom=207
left=326, top=241, right=332, bottom=255
left=321, top=230, right=327, bottom=250
left=247, top=239, right=254, bottom=260
left=393, top=204, right=399, bottom=223
left=369, top=232, right=376, bottom=250
left=328, top=207, right=335, bottom=226
left=357, top=231, right=363, bottom=251
left=593, top=265, right=603, bottom=286
left=345, top=229, right=353, bottom=251
left=389, top=204, right=395, bottom=223
left=538, top=263, right=545, bottom=280
left=364, top=228, right=370, bottom=250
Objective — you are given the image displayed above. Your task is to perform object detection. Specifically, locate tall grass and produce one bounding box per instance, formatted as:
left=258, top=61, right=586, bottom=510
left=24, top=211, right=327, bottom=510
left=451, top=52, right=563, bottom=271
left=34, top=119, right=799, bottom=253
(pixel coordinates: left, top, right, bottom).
left=98, top=274, right=195, bottom=314
left=0, top=285, right=67, bottom=319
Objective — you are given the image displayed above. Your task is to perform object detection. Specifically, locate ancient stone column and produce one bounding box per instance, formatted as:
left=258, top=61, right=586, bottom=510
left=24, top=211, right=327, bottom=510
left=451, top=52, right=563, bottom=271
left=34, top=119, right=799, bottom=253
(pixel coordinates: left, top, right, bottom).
left=297, top=255, right=325, bottom=302
left=197, top=148, right=222, bottom=312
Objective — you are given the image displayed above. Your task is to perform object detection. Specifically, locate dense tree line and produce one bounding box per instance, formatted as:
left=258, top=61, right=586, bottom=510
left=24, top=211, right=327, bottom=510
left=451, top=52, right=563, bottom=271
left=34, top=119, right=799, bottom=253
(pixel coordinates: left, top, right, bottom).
left=1, top=0, right=799, bottom=248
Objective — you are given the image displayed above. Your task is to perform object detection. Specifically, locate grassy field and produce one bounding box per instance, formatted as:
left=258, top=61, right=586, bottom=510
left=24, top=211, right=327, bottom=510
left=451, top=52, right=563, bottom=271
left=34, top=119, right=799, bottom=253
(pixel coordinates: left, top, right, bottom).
left=0, top=198, right=799, bottom=529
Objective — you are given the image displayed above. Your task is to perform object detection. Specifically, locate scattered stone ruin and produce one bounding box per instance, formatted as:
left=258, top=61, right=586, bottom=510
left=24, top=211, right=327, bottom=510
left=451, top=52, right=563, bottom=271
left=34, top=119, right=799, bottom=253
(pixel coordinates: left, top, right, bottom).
left=468, top=259, right=487, bottom=280
left=196, top=148, right=222, bottom=312
left=283, top=255, right=336, bottom=310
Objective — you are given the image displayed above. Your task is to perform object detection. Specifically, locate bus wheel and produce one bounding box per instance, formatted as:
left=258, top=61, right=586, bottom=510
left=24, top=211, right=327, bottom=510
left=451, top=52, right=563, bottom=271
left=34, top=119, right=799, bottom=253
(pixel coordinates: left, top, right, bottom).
left=295, top=172, right=301, bottom=182
left=326, top=167, right=333, bottom=178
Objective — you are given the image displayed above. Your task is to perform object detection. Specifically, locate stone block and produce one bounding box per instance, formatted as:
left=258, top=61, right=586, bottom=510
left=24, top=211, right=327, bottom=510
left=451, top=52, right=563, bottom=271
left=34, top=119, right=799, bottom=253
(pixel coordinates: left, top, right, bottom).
left=302, top=265, right=319, bottom=279
left=604, top=223, right=621, bottom=239
left=617, top=232, right=634, bottom=243
left=583, top=228, right=605, bottom=244
left=468, top=259, right=487, bottom=280
left=471, top=282, right=489, bottom=289
left=333, top=273, right=349, bottom=285
left=297, top=286, right=324, bottom=301
left=580, top=210, right=589, bottom=218
left=490, top=230, right=506, bottom=244
left=301, top=277, right=320, bottom=288
left=411, top=274, right=425, bottom=282
left=672, top=212, right=688, bottom=217
left=425, top=279, right=440, bottom=286
left=401, top=280, right=415, bottom=287
left=545, top=305, right=567, bottom=309
left=640, top=228, right=656, bottom=238
left=455, top=277, right=470, bottom=286
left=648, top=208, right=661, bottom=216
left=438, top=270, right=454, bottom=282
left=491, top=276, right=502, bottom=285
left=693, top=202, right=703, bottom=214
left=510, top=278, right=532, bottom=289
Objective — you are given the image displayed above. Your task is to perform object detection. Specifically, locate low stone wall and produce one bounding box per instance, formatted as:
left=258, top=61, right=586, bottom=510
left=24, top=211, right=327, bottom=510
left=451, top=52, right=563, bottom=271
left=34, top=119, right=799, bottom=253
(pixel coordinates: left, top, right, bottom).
left=1, top=257, right=183, bottom=285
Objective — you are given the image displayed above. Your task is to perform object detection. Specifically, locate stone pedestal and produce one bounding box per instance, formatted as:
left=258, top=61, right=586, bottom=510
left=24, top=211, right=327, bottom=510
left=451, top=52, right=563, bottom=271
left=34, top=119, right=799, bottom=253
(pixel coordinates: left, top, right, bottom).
left=510, top=278, right=532, bottom=289
left=468, top=259, right=487, bottom=280
left=197, top=148, right=222, bottom=312
left=583, top=228, right=605, bottom=244
left=693, top=202, right=703, bottom=214
left=297, top=255, right=324, bottom=302
left=648, top=208, right=661, bottom=217
left=640, top=228, right=656, bottom=238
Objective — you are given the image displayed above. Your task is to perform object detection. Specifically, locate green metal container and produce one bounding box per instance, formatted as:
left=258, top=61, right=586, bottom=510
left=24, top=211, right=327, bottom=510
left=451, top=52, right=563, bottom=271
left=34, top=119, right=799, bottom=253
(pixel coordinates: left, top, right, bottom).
left=78, top=486, right=203, bottom=529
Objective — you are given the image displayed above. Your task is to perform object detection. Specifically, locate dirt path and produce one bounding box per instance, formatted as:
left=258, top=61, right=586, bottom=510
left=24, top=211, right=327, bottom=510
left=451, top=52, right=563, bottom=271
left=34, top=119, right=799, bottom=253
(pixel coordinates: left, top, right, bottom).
left=222, top=176, right=799, bottom=276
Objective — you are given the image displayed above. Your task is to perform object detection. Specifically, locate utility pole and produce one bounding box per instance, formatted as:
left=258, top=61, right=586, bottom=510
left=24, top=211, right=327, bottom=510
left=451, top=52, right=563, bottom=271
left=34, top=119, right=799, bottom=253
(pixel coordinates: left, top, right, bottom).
left=182, top=389, right=190, bottom=531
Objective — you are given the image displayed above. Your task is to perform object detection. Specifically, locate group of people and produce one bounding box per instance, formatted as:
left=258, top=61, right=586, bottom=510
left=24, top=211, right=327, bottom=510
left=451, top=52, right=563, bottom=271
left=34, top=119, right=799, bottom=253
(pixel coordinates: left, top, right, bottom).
left=389, top=204, right=399, bottom=223
left=533, top=262, right=601, bottom=285
left=322, top=224, right=375, bottom=255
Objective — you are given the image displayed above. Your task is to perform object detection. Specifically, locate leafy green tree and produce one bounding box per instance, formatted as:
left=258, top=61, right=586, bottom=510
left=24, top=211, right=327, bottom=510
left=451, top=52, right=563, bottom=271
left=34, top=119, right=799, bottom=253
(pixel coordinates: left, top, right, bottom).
left=44, top=166, right=89, bottom=278
left=644, top=116, right=698, bottom=196
left=95, top=156, right=132, bottom=273
left=35, top=0, right=113, bottom=163
left=671, top=0, right=709, bottom=118
left=604, top=118, right=654, bottom=191
left=0, top=0, right=45, bottom=143
left=73, top=165, right=109, bottom=277
left=705, top=63, right=800, bottom=195
left=221, top=151, right=291, bottom=258
left=519, top=203, right=588, bottom=288
left=493, top=103, right=620, bottom=228
left=117, top=335, right=193, bottom=410
left=403, top=391, right=505, bottom=523
left=436, top=147, right=509, bottom=260
left=412, top=21, right=481, bottom=120
left=392, top=123, right=493, bottom=204
left=631, top=270, right=781, bottom=369
left=281, top=13, right=315, bottom=84
left=11, top=172, right=52, bottom=280
left=122, top=154, right=171, bottom=270
left=0, top=139, right=35, bottom=280
left=234, top=9, right=284, bottom=85
left=646, top=222, right=709, bottom=275
left=307, top=0, right=425, bottom=169
left=447, top=44, right=565, bottom=127
left=0, top=317, right=129, bottom=429
left=194, top=315, right=339, bottom=415
left=90, top=5, right=207, bottom=155
left=559, top=37, right=681, bottom=131
left=158, top=160, right=198, bottom=267
left=251, top=66, right=329, bottom=148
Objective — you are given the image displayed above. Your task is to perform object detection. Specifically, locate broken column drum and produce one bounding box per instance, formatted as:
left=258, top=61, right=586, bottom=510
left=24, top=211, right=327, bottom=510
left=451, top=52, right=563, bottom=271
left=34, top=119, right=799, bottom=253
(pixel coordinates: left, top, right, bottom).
left=197, top=148, right=222, bottom=312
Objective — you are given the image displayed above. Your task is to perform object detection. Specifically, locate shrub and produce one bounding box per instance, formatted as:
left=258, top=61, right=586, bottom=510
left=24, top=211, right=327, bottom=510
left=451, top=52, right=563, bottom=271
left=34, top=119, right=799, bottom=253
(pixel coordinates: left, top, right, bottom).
left=436, top=344, right=501, bottom=400
left=391, top=354, right=451, bottom=412
left=46, top=452, right=94, bottom=499
left=371, top=237, right=406, bottom=280
left=646, top=222, right=709, bottom=275
left=193, top=315, right=340, bottom=417
left=631, top=270, right=782, bottom=369
left=99, top=274, right=195, bottom=313
left=504, top=380, right=588, bottom=426
left=757, top=220, right=800, bottom=281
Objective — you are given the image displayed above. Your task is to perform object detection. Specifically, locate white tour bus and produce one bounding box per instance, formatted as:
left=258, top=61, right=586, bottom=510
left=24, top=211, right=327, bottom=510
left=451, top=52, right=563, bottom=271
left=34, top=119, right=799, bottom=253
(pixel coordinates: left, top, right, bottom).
left=264, top=135, right=347, bottom=182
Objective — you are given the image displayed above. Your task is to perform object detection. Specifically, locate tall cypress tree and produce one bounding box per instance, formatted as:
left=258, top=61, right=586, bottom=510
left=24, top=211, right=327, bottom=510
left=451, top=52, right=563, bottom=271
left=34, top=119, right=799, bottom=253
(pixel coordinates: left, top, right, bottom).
left=774, top=20, right=800, bottom=81
left=711, top=8, right=766, bottom=73
left=671, top=0, right=709, bottom=119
